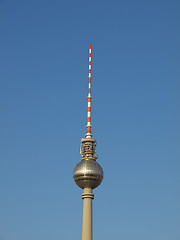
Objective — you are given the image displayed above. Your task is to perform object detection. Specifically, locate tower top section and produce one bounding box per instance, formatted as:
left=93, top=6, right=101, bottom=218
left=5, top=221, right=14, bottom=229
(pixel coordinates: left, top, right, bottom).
left=86, top=44, right=92, bottom=139
left=73, top=44, right=103, bottom=190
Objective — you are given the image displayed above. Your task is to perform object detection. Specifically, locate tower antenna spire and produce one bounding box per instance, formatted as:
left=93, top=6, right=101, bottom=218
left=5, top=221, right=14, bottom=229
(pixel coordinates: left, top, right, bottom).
left=86, top=44, right=92, bottom=139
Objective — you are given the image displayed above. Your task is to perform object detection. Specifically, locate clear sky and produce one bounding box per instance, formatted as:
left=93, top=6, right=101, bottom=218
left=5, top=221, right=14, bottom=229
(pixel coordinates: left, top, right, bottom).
left=0, top=0, right=180, bottom=240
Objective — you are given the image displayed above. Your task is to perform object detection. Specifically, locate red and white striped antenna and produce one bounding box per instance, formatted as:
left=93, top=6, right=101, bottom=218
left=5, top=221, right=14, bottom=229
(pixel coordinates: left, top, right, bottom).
left=86, top=44, right=92, bottom=139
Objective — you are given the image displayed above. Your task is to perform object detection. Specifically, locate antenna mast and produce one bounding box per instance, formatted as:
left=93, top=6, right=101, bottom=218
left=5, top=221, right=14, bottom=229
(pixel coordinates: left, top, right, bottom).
left=86, top=44, right=92, bottom=139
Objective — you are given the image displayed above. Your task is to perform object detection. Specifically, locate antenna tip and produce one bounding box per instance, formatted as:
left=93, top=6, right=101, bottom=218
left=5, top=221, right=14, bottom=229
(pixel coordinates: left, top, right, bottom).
left=89, top=44, right=92, bottom=49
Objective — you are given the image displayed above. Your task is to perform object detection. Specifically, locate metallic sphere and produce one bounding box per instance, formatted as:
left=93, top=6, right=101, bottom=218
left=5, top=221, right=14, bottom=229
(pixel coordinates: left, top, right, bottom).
left=73, top=160, right=103, bottom=189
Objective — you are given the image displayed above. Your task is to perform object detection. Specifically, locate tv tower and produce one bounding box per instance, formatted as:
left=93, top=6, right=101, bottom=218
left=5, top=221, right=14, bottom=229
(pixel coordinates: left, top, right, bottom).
left=73, top=44, right=103, bottom=240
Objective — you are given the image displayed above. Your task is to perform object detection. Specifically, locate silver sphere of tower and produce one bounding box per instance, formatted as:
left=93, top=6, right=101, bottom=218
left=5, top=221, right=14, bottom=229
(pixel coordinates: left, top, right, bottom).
left=73, top=159, right=103, bottom=189
left=73, top=138, right=103, bottom=189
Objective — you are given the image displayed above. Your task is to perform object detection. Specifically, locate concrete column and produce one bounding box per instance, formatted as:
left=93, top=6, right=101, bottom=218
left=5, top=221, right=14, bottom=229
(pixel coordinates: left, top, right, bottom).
left=82, top=188, right=94, bottom=240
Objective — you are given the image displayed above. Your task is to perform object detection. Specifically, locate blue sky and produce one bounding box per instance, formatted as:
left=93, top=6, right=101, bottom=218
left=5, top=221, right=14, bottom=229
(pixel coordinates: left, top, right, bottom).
left=0, top=0, right=180, bottom=239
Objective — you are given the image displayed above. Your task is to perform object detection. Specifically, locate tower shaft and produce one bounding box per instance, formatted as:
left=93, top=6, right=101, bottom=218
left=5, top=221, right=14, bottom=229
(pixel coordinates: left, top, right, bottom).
left=82, top=188, right=94, bottom=240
